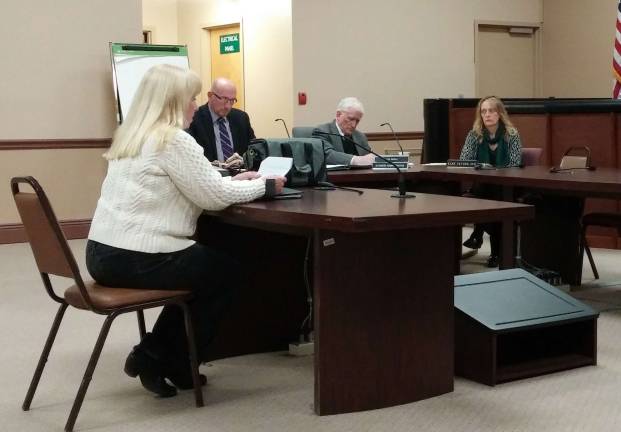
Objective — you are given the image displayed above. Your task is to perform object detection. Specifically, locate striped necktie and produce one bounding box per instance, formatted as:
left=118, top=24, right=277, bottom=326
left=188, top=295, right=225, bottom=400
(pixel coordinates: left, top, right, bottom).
left=217, top=117, right=234, bottom=160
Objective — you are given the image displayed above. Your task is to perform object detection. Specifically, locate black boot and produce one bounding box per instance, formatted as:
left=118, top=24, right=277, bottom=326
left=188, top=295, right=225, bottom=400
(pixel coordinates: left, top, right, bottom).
left=124, top=336, right=177, bottom=398
left=463, top=233, right=483, bottom=249
left=164, top=356, right=207, bottom=390
left=487, top=255, right=499, bottom=268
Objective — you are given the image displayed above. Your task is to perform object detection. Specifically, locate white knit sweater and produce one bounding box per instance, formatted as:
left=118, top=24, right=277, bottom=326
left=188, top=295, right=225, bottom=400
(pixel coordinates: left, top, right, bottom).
left=89, top=130, right=266, bottom=253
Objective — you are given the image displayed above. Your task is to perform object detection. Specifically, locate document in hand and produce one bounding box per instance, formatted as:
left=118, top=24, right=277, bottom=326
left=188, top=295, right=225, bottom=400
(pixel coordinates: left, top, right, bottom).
left=258, top=156, right=293, bottom=177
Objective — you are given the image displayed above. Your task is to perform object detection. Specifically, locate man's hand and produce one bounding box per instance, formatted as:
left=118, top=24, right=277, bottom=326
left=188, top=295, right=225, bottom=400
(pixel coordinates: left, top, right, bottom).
left=221, top=153, right=243, bottom=169
left=351, top=153, right=376, bottom=166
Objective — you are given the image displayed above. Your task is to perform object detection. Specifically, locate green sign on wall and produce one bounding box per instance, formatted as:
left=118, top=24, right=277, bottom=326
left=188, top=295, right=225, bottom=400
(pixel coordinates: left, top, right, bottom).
left=220, top=33, right=240, bottom=54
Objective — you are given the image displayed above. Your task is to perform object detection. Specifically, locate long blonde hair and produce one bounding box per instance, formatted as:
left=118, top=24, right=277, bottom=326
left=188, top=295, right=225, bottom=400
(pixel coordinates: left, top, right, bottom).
left=105, top=64, right=201, bottom=160
left=472, top=96, right=517, bottom=141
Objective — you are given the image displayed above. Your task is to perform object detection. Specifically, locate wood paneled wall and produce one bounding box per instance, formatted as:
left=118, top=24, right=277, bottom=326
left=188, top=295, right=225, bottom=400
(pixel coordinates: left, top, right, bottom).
left=440, top=99, right=621, bottom=248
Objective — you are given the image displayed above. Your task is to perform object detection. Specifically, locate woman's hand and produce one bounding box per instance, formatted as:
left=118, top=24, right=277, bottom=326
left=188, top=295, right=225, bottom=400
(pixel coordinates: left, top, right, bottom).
left=232, top=171, right=261, bottom=181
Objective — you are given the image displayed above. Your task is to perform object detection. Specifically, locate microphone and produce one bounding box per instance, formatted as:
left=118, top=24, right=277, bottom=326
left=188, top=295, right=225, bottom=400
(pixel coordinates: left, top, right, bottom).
left=549, top=166, right=596, bottom=173
left=380, top=122, right=405, bottom=155
left=316, top=181, right=364, bottom=195
left=314, top=131, right=415, bottom=199
left=274, top=118, right=290, bottom=138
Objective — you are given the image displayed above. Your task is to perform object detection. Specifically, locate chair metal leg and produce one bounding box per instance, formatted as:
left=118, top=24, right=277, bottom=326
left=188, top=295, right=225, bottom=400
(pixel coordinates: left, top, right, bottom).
left=180, top=302, right=204, bottom=407
left=23, top=303, right=69, bottom=411
left=584, top=242, right=599, bottom=279
left=64, top=313, right=116, bottom=432
left=137, top=310, right=147, bottom=339
left=582, top=228, right=599, bottom=280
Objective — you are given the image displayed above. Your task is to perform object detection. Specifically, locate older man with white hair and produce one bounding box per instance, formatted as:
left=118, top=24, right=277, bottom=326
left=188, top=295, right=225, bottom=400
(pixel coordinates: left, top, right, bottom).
left=313, top=97, right=376, bottom=166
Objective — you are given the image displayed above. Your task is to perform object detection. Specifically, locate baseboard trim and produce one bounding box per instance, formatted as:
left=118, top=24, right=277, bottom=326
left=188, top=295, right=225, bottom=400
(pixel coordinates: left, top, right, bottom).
left=0, top=219, right=91, bottom=244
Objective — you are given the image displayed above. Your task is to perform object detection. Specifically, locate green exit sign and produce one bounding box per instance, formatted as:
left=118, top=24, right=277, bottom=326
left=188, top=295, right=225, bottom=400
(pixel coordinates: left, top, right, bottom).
left=220, top=33, right=240, bottom=54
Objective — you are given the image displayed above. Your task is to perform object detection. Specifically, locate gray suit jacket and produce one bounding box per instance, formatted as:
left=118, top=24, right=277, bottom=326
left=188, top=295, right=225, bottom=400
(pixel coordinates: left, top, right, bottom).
left=313, top=121, right=371, bottom=165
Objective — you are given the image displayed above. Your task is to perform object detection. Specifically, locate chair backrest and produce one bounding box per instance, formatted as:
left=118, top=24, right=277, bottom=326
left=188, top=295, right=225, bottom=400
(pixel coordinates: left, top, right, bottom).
left=521, top=147, right=543, bottom=166
left=11, top=177, right=91, bottom=304
left=559, top=146, right=591, bottom=169
left=292, top=126, right=315, bottom=138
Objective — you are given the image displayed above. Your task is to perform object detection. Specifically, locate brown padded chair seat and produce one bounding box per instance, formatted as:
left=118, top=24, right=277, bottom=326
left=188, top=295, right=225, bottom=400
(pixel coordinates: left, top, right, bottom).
left=64, top=282, right=191, bottom=310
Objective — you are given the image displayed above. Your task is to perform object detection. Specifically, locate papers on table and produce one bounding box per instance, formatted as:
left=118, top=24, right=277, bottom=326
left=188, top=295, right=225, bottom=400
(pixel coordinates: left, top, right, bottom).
left=327, top=164, right=349, bottom=171
left=258, top=157, right=293, bottom=177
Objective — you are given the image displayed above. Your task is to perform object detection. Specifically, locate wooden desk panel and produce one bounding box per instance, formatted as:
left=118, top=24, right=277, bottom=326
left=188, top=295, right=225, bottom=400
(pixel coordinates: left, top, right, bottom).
left=198, top=189, right=532, bottom=415
left=330, top=167, right=621, bottom=285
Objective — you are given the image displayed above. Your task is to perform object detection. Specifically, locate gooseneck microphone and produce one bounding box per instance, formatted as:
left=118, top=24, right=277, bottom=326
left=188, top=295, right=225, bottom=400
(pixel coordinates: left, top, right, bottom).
left=314, top=131, right=415, bottom=199
left=380, top=122, right=405, bottom=155
left=274, top=118, right=290, bottom=138
left=317, top=181, right=364, bottom=195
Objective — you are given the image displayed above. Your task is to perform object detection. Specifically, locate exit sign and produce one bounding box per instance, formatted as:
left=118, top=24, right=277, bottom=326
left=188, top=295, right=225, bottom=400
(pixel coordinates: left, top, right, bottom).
left=220, top=33, right=240, bottom=54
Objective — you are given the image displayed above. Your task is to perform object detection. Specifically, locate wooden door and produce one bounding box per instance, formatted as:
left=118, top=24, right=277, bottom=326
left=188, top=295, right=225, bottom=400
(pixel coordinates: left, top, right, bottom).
left=209, top=24, right=244, bottom=110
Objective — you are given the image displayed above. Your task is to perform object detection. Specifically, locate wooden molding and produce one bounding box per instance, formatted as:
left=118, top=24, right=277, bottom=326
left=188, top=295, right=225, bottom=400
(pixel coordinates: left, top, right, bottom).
left=0, top=219, right=91, bottom=244
left=366, top=131, right=424, bottom=141
left=0, top=138, right=111, bottom=150
left=0, top=134, right=425, bottom=148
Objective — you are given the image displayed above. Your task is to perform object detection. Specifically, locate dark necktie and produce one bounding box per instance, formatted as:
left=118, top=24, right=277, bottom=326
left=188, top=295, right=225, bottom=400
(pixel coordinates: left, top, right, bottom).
left=342, top=134, right=357, bottom=155
left=217, top=117, right=234, bottom=160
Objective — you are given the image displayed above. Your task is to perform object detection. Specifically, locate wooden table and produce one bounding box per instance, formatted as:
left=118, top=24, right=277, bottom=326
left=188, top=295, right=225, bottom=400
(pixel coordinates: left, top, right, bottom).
left=197, top=188, right=532, bottom=415
left=330, top=166, right=621, bottom=285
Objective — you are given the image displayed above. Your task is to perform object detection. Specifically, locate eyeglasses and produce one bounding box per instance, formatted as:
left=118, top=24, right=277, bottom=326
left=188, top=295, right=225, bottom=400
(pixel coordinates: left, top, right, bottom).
left=211, top=92, right=238, bottom=105
left=480, top=108, right=498, bottom=115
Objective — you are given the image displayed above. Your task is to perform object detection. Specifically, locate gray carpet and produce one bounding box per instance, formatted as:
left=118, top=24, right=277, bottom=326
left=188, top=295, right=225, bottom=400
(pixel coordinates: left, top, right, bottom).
left=2, top=235, right=621, bottom=431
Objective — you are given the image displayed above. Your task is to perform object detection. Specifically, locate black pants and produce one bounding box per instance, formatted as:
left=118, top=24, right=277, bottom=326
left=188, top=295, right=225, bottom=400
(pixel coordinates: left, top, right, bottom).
left=470, top=183, right=502, bottom=257
left=85, top=240, right=236, bottom=363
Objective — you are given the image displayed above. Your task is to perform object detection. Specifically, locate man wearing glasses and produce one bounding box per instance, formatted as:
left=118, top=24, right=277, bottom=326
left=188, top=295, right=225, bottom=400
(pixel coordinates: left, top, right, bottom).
left=188, top=77, right=254, bottom=167
left=313, top=97, right=376, bottom=166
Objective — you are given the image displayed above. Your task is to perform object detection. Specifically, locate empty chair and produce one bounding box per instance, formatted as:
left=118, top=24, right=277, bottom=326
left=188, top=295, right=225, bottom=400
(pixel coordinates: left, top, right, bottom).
left=12, top=176, right=203, bottom=431
left=581, top=213, right=621, bottom=280
left=550, top=147, right=601, bottom=282
left=558, top=146, right=592, bottom=170
left=292, top=126, right=315, bottom=138
left=521, top=147, right=543, bottom=166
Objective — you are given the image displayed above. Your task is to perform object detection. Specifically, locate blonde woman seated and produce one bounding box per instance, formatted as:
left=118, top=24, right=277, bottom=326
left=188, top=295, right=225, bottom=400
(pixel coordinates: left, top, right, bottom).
left=86, top=64, right=285, bottom=397
left=459, top=96, right=522, bottom=267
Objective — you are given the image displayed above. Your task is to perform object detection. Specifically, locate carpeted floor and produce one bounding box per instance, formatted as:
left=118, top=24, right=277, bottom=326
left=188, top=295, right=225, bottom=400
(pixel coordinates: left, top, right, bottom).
left=1, top=234, right=621, bottom=431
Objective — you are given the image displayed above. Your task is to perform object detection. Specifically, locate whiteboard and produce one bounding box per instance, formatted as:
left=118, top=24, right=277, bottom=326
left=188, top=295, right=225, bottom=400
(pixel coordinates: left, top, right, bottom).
left=110, top=43, right=189, bottom=123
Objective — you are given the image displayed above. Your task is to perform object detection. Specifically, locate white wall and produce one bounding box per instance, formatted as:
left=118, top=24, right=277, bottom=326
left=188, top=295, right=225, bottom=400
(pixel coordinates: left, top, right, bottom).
left=0, top=0, right=141, bottom=139
left=0, top=0, right=141, bottom=224
left=176, top=0, right=293, bottom=138
left=543, top=0, right=618, bottom=97
left=292, top=0, right=542, bottom=133
left=143, top=0, right=179, bottom=44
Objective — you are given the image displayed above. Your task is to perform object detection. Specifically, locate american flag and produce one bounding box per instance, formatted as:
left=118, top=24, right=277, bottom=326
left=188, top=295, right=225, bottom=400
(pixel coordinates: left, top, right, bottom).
left=614, top=0, right=621, bottom=98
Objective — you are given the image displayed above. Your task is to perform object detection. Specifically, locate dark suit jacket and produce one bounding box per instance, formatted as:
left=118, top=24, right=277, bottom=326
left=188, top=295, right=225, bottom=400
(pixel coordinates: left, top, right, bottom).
left=313, top=121, right=370, bottom=165
left=187, top=104, right=255, bottom=161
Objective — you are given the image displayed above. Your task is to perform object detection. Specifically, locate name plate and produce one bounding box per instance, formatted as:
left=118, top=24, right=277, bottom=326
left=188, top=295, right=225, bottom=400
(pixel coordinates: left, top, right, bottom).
left=373, top=154, right=408, bottom=169
left=447, top=159, right=478, bottom=167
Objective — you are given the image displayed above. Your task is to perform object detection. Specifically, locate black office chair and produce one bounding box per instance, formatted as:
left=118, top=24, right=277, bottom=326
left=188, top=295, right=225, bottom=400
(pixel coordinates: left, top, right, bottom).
left=292, top=126, right=315, bottom=138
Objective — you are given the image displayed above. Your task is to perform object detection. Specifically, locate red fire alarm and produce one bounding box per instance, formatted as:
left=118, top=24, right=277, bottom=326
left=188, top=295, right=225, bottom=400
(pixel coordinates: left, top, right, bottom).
left=298, top=92, right=307, bottom=105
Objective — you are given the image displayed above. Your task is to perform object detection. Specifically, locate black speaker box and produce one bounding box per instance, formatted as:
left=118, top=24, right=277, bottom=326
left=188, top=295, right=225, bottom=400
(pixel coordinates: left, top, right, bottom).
left=454, top=269, right=598, bottom=385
